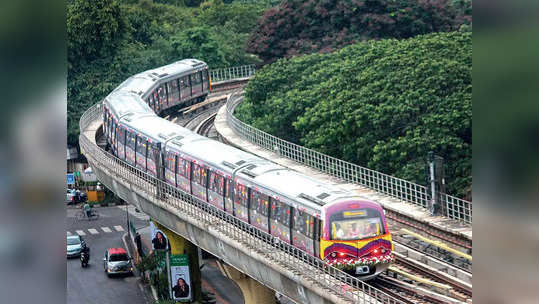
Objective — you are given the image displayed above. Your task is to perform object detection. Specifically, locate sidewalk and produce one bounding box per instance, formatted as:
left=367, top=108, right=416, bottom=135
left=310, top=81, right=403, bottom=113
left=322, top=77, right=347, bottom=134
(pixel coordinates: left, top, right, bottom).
left=121, top=232, right=156, bottom=304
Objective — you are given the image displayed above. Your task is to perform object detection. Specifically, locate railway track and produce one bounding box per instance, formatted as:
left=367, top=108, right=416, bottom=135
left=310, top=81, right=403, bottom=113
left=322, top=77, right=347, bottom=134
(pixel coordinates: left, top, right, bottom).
left=196, top=113, right=217, bottom=137
left=163, top=81, right=475, bottom=303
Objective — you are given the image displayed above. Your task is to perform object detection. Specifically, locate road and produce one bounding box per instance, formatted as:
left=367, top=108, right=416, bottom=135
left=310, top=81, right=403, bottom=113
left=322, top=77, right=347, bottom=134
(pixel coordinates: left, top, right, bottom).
left=67, top=205, right=149, bottom=304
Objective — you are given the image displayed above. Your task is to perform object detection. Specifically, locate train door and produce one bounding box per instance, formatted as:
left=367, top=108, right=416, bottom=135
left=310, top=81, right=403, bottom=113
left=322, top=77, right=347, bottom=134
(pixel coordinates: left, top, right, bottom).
left=249, top=190, right=269, bottom=232
left=234, top=181, right=249, bottom=223
left=146, top=142, right=159, bottom=177
left=292, top=210, right=315, bottom=256
left=208, top=171, right=225, bottom=210
left=117, top=127, right=126, bottom=161
left=164, top=151, right=176, bottom=186
left=152, top=90, right=160, bottom=113
left=179, top=76, right=191, bottom=104
left=270, top=199, right=291, bottom=243
left=224, top=177, right=234, bottom=215
left=190, top=72, right=202, bottom=96
left=176, top=157, right=191, bottom=193
left=125, top=129, right=136, bottom=166
left=135, top=135, right=148, bottom=172
left=111, top=121, right=117, bottom=154
left=314, top=220, right=323, bottom=258
left=191, top=163, right=208, bottom=201
left=158, top=85, right=167, bottom=111
left=202, top=69, right=209, bottom=92
left=167, top=79, right=180, bottom=107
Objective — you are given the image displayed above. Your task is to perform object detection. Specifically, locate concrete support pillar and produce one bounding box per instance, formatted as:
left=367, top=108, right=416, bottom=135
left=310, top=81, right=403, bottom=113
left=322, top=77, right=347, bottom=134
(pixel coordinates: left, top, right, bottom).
left=154, top=221, right=202, bottom=302
left=216, top=261, right=275, bottom=304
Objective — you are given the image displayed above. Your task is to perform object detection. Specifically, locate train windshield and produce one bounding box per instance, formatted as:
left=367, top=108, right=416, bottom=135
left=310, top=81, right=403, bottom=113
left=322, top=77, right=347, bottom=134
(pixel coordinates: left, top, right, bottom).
left=330, top=209, right=384, bottom=241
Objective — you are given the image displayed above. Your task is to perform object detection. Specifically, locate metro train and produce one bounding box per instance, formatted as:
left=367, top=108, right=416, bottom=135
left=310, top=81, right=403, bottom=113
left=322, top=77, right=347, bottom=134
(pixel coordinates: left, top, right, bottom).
left=102, top=59, right=393, bottom=279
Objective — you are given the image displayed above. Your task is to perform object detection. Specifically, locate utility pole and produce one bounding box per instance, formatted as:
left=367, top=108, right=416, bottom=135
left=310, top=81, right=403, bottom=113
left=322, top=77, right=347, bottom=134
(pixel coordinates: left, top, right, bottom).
left=428, top=151, right=438, bottom=215
left=126, top=203, right=130, bottom=239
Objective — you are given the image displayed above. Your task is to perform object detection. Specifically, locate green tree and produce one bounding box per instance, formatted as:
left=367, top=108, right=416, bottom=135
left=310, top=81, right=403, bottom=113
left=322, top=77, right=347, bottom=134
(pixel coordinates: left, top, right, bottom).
left=67, top=0, right=129, bottom=69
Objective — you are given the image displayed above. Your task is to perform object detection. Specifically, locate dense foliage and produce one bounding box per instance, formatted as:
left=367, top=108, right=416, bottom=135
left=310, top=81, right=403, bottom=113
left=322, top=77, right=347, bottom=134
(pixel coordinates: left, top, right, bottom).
left=247, top=0, right=472, bottom=63
left=67, top=0, right=268, bottom=146
left=236, top=31, right=472, bottom=198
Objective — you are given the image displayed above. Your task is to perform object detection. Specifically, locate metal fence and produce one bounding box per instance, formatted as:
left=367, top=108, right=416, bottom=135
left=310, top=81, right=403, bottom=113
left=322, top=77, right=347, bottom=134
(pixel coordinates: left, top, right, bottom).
left=225, top=92, right=472, bottom=225
left=209, top=65, right=256, bottom=83
left=79, top=103, right=404, bottom=304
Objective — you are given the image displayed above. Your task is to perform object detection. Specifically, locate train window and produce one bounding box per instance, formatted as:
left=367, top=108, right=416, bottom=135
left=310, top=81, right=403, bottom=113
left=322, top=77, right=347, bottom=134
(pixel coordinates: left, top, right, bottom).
left=209, top=172, right=225, bottom=196
left=158, top=85, right=167, bottom=107
left=294, top=209, right=314, bottom=238
left=107, top=116, right=112, bottom=137
left=167, top=79, right=180, bottom=104
left=176, top=158, right=191, bottom=179
left=111, top=121, right=116, bottom=144
left=126, top=130, right=136, bottom=150
left=136, top=136, right=147, bottom=170
left=165, top=152, right=175, bottom=172
left=250, top=190, right=269, bottom=216
left=180, top=76, right=190, bottom=89
left=271, top=199, right=290, bottom=226
left=225, top=178, right=233, bottom=200
left=202, top=69, right=208, bottom=83
left=153, top=91, right=160, bottom=111
left=190, top=72, right=201, bottom=85
left=147, top=144, right=158, bottom=176
left=234, top=183, right=249, bottom=207
left=118, top=128, right=125, bottom=144
left=191, top=163, right=207, bottom=186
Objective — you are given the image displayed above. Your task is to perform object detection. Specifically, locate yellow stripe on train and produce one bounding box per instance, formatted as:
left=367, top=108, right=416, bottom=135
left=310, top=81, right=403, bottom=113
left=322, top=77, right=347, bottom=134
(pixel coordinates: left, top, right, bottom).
left=320, top=234, right=393, bottom=260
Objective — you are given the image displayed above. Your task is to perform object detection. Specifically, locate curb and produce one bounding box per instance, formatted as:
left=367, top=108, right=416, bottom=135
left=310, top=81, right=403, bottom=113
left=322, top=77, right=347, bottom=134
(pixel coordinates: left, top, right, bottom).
left=122, top=233, right=156, bottom=303
left=67, top=202, right=125, bottom=209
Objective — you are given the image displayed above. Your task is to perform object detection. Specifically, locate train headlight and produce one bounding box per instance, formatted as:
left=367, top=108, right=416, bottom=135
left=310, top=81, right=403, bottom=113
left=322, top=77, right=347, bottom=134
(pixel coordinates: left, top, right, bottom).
left=339, top=252, right=346, bottom=257
left=331, top=252, right=337, bottom=258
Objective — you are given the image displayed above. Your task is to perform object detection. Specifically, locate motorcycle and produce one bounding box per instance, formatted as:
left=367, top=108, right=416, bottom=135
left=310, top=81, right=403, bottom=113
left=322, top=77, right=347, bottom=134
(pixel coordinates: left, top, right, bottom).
left=80, top=251, right=89, bottom=268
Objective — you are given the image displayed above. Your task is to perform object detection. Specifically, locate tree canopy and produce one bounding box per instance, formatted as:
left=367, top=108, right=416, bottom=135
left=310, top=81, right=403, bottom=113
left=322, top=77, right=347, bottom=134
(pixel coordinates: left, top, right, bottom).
left=236, top=31, right=472, bottom=198
left=247, top=0, right=471, bottom=63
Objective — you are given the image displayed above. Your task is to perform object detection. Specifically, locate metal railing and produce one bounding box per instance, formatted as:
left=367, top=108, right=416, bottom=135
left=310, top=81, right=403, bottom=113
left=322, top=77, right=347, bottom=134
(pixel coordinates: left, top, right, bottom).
left=79, top=103, right=404, bottom=304
left=225, top=92, right=472, bottom=225
left=210, top=65, right=256, bottom=83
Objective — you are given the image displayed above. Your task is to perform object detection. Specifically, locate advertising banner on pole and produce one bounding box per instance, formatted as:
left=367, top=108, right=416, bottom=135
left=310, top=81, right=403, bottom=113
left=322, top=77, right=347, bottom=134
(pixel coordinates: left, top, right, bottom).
left=170, top=254, right=192, bottom=302
left=149, top=221, right=169, bottom=251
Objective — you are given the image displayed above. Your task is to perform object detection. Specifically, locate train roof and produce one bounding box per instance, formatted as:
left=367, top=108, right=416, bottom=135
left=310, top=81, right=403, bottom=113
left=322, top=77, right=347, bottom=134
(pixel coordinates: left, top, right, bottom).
left=113, top=75, right=156, bottom=97
left=104, top=91, right=154, bottom=119
left=121, top=114, right=195, bottom=143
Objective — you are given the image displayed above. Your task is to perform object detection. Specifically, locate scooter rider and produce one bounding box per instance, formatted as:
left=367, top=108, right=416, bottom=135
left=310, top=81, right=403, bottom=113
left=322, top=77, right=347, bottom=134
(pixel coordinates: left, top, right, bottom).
left=80, top=243, right=90, bottom=267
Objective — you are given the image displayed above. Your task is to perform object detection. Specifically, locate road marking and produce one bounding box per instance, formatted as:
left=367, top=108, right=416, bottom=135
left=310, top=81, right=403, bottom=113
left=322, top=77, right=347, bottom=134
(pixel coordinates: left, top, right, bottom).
left=101, top=227, right=112, bottom=233
left=88, top=228, right=99, bottom=235
left=114, top=225, right=124, bottom=232
left=76, top=230, right=86, bottom=236
left=67, top=231, right=72, bottom=236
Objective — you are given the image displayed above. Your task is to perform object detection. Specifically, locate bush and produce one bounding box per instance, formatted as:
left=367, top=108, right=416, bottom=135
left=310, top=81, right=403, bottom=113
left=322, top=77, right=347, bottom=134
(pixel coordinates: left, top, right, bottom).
left=236, top=31, right=471, bottom=198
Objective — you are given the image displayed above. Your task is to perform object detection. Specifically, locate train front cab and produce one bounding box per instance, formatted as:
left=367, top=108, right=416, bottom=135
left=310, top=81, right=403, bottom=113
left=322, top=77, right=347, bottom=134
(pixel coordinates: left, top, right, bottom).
left=321, top=200, right=393, bottom=280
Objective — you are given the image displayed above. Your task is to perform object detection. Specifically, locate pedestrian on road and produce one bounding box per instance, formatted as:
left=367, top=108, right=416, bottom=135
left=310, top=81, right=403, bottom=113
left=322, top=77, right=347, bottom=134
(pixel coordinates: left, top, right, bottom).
left=83, top=203, right=91, bottom=218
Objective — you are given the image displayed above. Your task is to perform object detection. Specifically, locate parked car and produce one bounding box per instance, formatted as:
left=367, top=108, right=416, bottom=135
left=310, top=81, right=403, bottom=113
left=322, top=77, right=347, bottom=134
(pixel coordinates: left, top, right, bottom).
left=66, top=189, right=88, bottom=205
left=66, top=189, right=76, bottom=204
left=66, top=235, right=86, bottom=258
left=103, top=248, right=133, bottom=276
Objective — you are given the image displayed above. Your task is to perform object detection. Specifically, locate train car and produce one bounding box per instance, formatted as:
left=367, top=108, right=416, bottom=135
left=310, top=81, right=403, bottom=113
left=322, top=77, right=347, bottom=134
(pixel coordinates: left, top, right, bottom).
left=113, top=59, right=211, bottom=116
left=102, top=60, right=393, bottom=280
